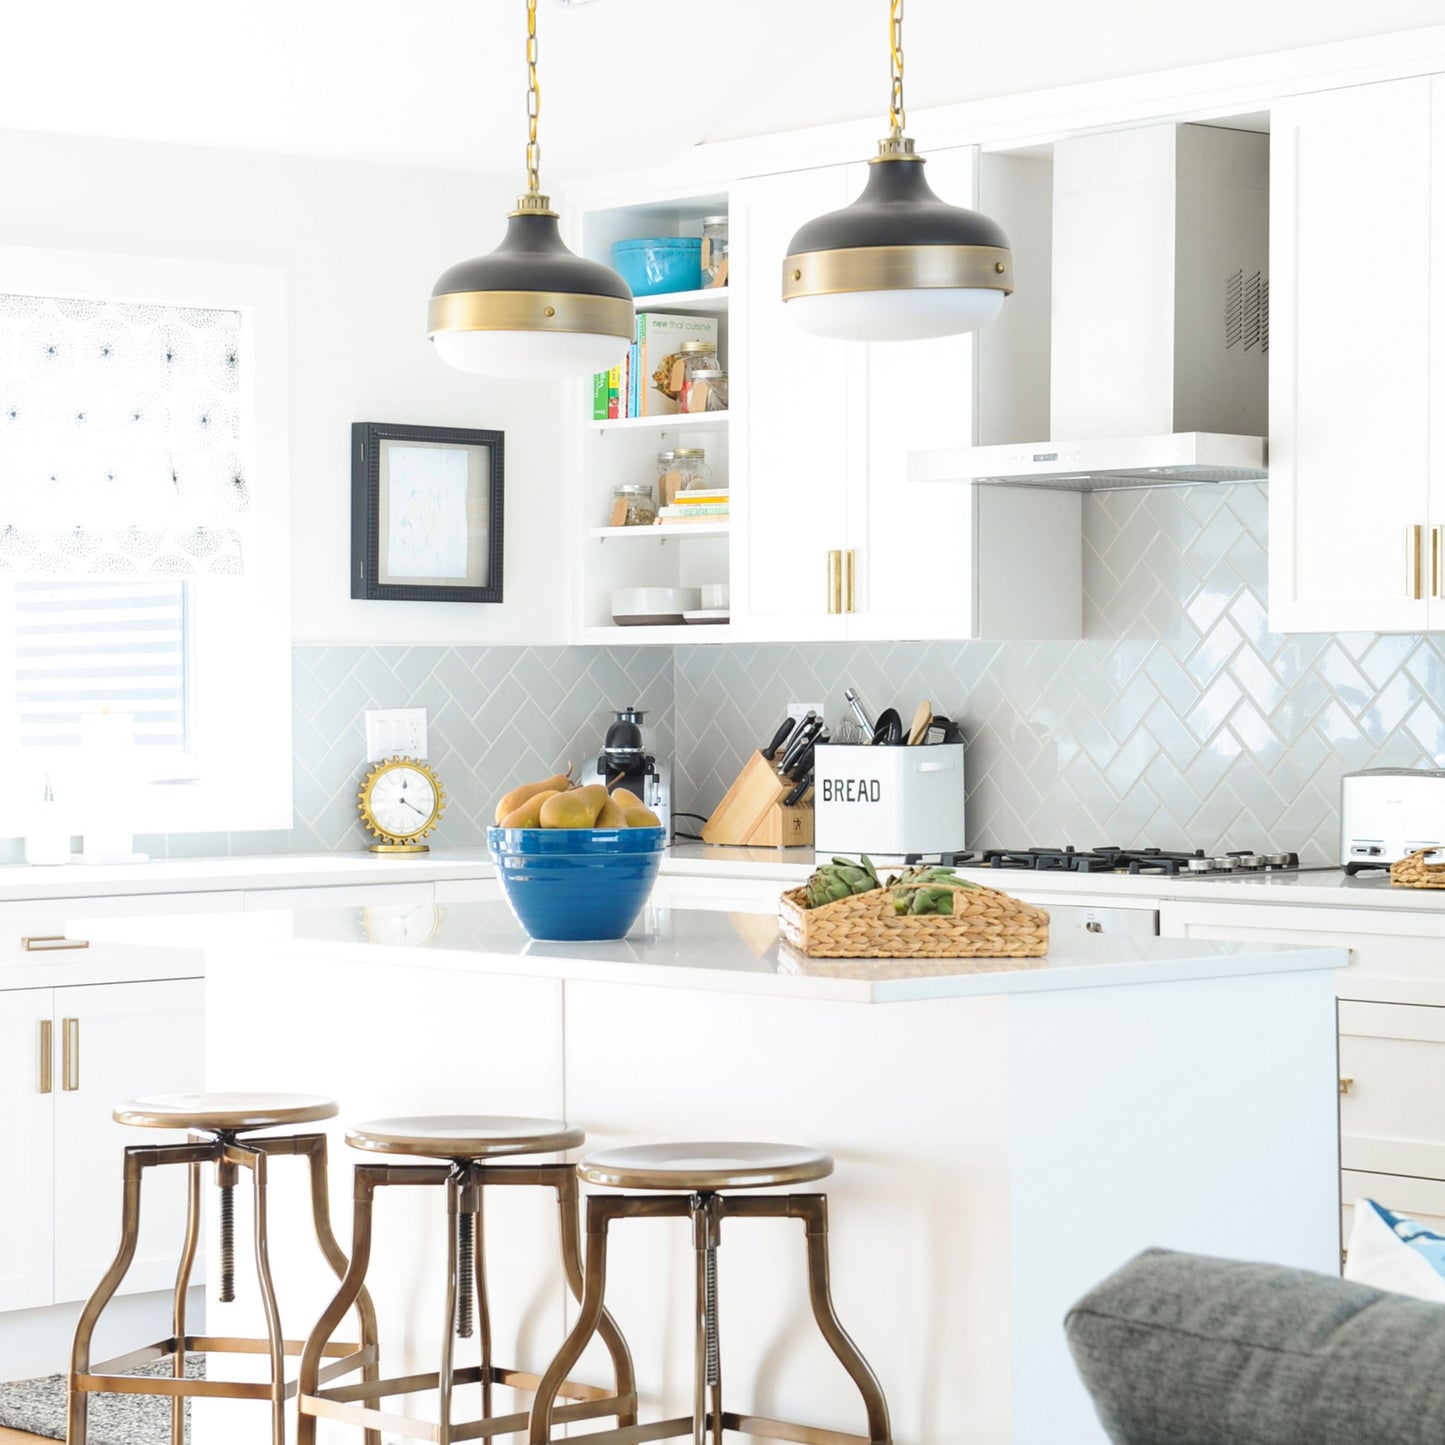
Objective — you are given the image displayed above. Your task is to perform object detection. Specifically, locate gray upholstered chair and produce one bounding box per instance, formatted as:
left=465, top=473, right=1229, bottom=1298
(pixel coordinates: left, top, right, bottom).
left=1066, top=1248, right=1445, bottom=1444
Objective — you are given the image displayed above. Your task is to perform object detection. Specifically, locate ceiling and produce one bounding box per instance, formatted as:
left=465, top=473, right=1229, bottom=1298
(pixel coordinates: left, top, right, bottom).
left=3, top=0, right=1443, bottom=182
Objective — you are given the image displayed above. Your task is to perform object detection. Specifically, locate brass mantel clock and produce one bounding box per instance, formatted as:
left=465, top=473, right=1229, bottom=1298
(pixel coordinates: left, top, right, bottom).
left=357, top=757, right=446, bottom=854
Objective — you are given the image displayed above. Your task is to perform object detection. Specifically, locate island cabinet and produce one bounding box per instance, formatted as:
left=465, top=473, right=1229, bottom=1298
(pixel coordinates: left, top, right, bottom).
left=1160, top=898, right=1445, bottom=1244
left=1269, top=74, right=1445, bottom=633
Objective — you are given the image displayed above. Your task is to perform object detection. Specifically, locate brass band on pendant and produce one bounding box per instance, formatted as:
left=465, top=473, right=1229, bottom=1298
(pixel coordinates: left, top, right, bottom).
left=427, top=289, right=634, bottom=339
left=782, top=244, right=1014, bottom=300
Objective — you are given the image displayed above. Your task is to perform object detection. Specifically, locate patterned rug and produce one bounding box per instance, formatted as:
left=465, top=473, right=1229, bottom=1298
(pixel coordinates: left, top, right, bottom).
left=0, top=1357, right=202, bottom=1444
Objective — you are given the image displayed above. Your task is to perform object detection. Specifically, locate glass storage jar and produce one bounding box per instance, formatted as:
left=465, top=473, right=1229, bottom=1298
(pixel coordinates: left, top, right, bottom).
left=611, top=483, right=657, bottom=527
left=684, top=368, right=728, bottom=413
left=677, top=341, right=722, bottom=413
left=674, top=448, right=714, bottom=493
left=701, top=215, right=729, bottom=288
left=656, top=450, right=681, bottom=507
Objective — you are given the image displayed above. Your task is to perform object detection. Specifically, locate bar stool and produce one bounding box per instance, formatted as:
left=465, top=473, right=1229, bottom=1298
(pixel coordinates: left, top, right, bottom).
left=297, top=1114, right=637, bottom=1444
left=526, top=1140, right=891, bottom=1445
left=69, top=1091, right=378, bottom=1445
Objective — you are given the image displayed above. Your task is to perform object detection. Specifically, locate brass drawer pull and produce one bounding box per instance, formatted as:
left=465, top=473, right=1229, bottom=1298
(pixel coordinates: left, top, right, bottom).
left=39, top=1019, right=52, bottom=1095
left=1407, top=524, right=1424, bottom=600
left=1339, top=1077, right=1354, bottom=1096
left=845, top=549, right=857, bottom=613
left=62, top=1018, right=79, bottom=1092
left=827, top=550, right=842, bottom=614
left=22, top=935, right=90, bottom=952
left=1434, top=526, right=1443, bottom=600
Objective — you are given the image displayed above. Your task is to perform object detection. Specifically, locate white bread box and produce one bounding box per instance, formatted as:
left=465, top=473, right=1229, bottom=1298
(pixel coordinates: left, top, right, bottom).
left=813, top=743, right=966, bottom=857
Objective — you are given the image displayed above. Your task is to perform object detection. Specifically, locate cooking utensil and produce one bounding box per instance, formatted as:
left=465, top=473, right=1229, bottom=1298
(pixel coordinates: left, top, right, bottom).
left=906, top=700, right=933, bottom=746
left=843, top=688, right=875, bottom=735
left=762, top=716, right=796, bottom=761
left=834, top=718, right=866, bottom=745
left=871, top=708, right=902, bottom=746
left=785, top=732, right=824, bottom=783
left=926, top=716, right=964, bottom=745
left=777, top=714, right=820, bottom=775
left=782, top=771, right=813, bottom=807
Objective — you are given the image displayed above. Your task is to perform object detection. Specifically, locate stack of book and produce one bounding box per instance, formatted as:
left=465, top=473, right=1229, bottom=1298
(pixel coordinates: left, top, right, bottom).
left=656, top=488, right=729, bottom=527
left=593, top=311, right=720, bottom=420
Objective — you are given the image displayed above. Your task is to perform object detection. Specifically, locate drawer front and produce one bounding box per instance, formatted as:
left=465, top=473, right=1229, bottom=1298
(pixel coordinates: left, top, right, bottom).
left=0, top=891, right=236, bottom=964
left=1340, top=1001, right=1445, bottom=1177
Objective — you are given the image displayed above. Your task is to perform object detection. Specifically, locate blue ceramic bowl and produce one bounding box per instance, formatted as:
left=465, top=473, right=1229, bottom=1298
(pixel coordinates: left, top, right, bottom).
left=487, top=826, right=666, bottom=942
left=610, top=237, right=703, bottom=297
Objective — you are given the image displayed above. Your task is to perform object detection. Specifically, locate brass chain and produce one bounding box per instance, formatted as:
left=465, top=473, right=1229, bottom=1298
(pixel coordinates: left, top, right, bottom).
left=888, top=0, right=905, bottom=136
left=525, top=0, right=541, bottom=193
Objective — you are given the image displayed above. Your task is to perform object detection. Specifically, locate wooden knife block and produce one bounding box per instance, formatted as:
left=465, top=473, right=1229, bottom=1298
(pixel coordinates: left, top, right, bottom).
left=701, top=751, right=815, bottom=848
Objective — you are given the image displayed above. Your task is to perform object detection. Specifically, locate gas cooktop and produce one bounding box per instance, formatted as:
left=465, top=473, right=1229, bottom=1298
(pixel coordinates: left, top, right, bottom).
left=936, top=846, right=1302, bottom=878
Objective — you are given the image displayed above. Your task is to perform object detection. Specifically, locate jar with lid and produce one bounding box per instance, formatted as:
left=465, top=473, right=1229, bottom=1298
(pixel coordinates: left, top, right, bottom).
left=701, top=215, right=729, bottom=288
left=677, top=340, right=723, bottom=414
left=684, top=368, right=728, bottom=413
left=655, top=450, right=678, bottom=507
left=610, top=482, right=657, bottom=527
left=674, top=448, right=714, bottom=494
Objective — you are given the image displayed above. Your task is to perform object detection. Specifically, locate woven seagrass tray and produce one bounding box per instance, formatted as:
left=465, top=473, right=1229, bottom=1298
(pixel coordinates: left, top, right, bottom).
left=778, top=882, right=1049, bottom=960
left=1390, top=849, right=1445, bottom=888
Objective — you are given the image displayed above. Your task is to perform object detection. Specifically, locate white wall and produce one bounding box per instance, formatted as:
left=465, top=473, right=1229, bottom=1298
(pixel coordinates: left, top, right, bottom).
left=0, top=127, right=568, bottom=644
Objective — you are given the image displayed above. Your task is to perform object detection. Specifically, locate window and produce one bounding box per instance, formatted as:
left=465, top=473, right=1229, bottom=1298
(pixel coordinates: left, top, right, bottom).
left=0, top=247, right=291, bottom=834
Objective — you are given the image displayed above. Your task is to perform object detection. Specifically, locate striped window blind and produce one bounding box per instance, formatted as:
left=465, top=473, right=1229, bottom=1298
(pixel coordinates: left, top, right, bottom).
left=13, top=579, right=189, bottom=750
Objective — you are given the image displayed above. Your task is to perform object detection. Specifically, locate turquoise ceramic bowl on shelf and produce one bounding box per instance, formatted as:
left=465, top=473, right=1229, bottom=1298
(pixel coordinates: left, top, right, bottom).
left=610, top=237, right=703, bottom=297
left=487, top=826, right=666, bottom=941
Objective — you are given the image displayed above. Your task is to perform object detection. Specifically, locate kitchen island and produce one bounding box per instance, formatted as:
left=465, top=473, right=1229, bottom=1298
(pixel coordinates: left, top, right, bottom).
left=73, top=899, right=1346, bottom=1445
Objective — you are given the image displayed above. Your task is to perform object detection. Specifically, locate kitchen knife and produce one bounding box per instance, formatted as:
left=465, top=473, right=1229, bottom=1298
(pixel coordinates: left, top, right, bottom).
left=761, top=716, right=796, bottom=761
left=778, top=714, right=820, bottom=775
left=785, top=735, right=822, bottom=783
left=782, top=770, right=813, bottom=807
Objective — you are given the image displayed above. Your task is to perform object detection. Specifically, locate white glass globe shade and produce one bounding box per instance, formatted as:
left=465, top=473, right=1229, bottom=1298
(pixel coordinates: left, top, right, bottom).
left=431, top=327, right=630, bottom=380
left=787, top=286, right=1007, bottom=342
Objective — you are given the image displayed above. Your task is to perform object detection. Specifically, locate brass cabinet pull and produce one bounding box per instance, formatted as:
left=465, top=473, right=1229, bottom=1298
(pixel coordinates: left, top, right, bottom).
left=1407, top=524, right=1424, bottom=600
left=1434, top=526, right=1443, bottom=599
left=827, top=550, right=842, bottom=614
left=62, top=1018, right=79, bottom=1092
left=845, top=549, right=857, bottom=613
left=39, top=1019, right=52, bottom=1095
left=1339, top=1077, right=1354, bottom=1095
left=22, top=935, right=89, bottom=952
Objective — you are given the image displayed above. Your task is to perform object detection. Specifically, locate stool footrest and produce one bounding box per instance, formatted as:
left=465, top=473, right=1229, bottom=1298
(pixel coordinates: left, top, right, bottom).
left=549, top=1418, right=694, bottom=1445
left=724, top=1411, right=882, bottom=1445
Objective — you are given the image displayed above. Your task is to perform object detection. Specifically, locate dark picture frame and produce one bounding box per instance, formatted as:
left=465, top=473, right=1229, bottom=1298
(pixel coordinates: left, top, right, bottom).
left=350, top=421, right=504, bottom=603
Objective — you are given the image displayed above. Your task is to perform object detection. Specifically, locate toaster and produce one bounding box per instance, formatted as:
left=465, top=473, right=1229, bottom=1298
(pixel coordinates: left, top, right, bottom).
left=1341, top=768, right=1445, bottom=873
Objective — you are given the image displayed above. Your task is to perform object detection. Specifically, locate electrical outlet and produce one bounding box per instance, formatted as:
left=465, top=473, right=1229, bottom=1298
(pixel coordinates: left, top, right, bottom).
left=788, top=701, right=824, bottom=724
left=365, top=708, right=428, bottom=762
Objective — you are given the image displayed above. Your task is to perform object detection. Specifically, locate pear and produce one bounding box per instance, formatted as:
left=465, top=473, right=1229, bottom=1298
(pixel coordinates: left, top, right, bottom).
left=540, top=783, right=609, bottom=828
left=499, top=790, right=559, bottom=829
left=494, top=770, right=572, bottom=825
left=622, top=805, right=663, bottom=829
left=595, top=797, right=627, bottom=828
left=611, top=787, right=645, bottom=811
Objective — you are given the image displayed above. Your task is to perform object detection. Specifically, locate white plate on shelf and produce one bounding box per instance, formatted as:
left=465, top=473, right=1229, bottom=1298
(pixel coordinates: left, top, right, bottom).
left=614, top=612, right=686, bottom=626
left=682, top=609, right=730, bottom=625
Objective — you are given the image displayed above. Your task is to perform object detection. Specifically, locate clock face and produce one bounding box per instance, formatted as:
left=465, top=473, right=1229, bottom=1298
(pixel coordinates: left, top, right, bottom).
left=366, top=765, right=438, bottom=839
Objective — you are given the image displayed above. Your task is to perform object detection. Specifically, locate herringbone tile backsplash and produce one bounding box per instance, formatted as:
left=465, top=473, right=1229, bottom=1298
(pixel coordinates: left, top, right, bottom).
left=19, top=481, right=1442, bottom=866
left=677, top=483, right=1445, bottom=866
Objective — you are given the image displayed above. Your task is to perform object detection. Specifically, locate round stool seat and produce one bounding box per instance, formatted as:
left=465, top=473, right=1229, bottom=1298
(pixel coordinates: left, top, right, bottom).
left=112, top=1091, right=338, bottom=1132
left=346, top=1114, right=584, bottom=1159
left=579, top=1140, right=834, bottom=1191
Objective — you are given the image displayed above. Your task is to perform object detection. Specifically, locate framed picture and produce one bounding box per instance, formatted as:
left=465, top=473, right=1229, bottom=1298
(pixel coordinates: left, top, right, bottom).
left=350, top=421, right=504, bottom=602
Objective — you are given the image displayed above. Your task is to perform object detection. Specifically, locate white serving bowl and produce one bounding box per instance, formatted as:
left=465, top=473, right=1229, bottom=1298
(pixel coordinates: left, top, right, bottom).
left=611, top=586, right=702, bottom=626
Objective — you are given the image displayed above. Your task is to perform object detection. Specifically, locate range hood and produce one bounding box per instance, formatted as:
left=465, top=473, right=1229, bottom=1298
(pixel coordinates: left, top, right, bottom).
left=927, top=123, right=1269, bottom=492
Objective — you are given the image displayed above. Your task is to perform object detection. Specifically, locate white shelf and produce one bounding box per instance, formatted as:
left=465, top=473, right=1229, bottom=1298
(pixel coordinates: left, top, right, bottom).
left=580, top=622, right=734, bottom=645
left=588, top=411, right=729, bottom=433
left=587, top=523, right=731, bottom=541
left=632, top=287, right=729, bottom=314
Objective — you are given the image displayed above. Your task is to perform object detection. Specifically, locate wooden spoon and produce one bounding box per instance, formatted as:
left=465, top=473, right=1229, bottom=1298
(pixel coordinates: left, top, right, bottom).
left=907, top=700, right=933, bottom=745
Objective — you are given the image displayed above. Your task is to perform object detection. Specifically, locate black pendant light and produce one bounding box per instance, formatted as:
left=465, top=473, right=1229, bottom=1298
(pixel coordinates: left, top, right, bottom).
left=782, top=0, right=1013, bottom=341
left=428, top=0, right=634, bottom=378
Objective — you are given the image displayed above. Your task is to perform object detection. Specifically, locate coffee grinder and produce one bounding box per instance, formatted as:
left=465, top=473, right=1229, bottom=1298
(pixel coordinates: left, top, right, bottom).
left=580, top=706, right=671, bottom=823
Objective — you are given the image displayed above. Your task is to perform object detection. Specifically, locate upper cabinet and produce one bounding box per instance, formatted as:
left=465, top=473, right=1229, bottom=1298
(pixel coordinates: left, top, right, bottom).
left=1270, top=76, right=1444, bottom=632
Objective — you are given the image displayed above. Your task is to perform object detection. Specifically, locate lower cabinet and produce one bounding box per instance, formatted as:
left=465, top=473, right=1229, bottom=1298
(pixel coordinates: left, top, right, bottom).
left=0, top=978, right=204, bottom=1313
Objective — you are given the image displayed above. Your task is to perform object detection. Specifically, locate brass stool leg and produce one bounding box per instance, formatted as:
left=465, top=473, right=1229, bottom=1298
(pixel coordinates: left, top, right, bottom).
left=69, top=1151, right=147, bottom=1445
left=554, top=1170, right=636, bottom=1426
left=170, top=1160, right=202, bottom=1445
left=235, top=1142, right=287, bottom=1445
left=438, top=1171, right=464, bottom=1445
left=298, top=1134, right=381, bottom=1445
left=467, top=1170, right=493, bottom=1419
left=690, top=1195, right=724, bottom=1445
left=298, top=1166, right=383, bottom=1445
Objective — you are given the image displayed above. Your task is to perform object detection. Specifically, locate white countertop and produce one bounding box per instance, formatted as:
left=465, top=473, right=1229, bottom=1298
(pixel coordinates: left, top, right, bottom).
left=71, top=898, right=1346, bottom=1005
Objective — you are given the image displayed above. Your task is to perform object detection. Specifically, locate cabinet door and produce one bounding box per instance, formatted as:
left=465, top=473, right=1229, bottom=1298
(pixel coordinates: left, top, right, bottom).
left=0, top=989, right=55, bottom=1312
left=1270, top=78, right=1434, bottom=632
left=52, top=979, right=205, bottom=1303
left=732, top=163, right=856, bottom=640
left=845, top=147, right=982, bottom=642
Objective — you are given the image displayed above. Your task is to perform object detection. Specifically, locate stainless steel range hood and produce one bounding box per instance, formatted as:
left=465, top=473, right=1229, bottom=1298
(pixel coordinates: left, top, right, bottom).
left=924, top=123, right=1269, bottom=492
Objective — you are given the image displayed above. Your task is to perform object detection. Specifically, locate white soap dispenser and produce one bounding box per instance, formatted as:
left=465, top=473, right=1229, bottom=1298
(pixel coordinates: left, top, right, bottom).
left=25, top=774, right=72, bottom=866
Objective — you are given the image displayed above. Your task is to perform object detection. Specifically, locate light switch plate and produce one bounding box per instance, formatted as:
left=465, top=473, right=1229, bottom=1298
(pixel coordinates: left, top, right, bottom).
left=788, top=701, right=824, bottom=724
left=365, top=708, right=428, bottom=762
